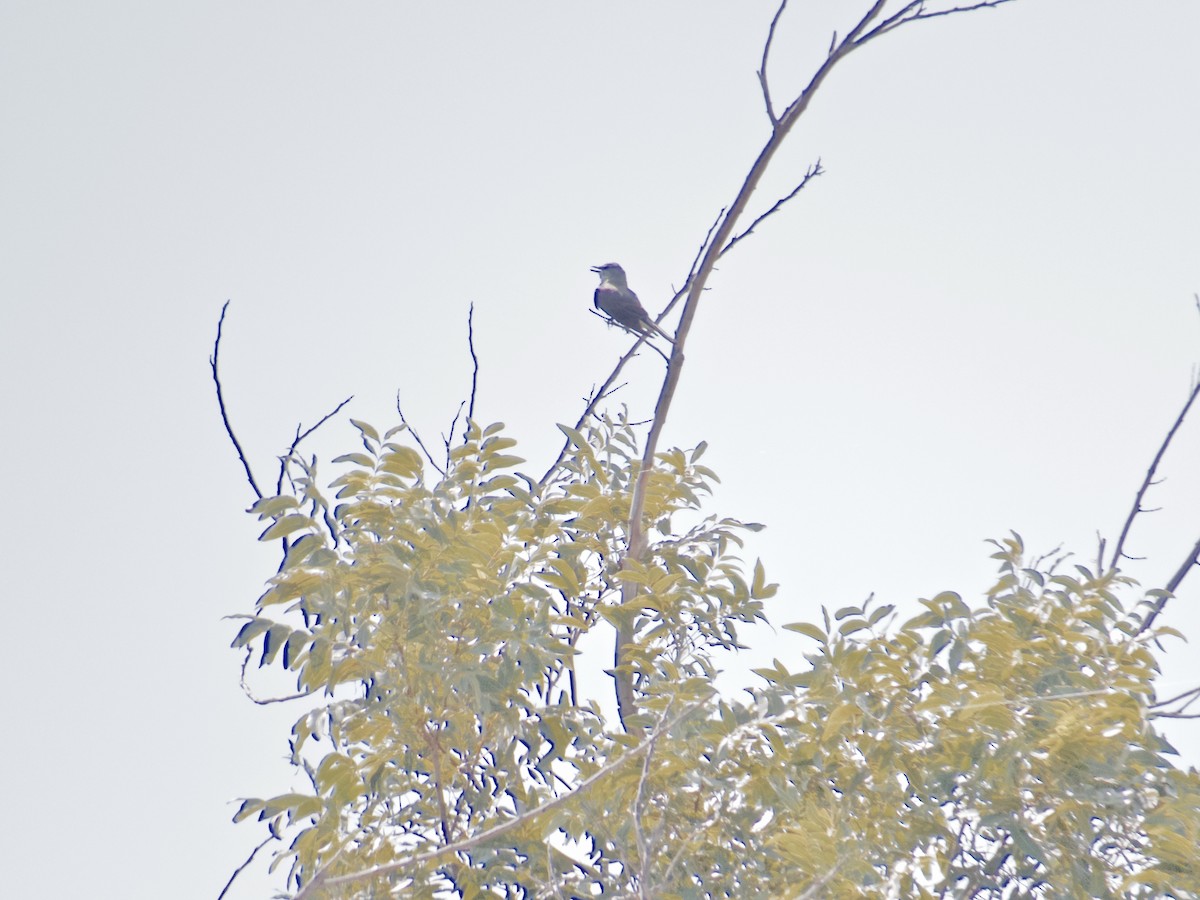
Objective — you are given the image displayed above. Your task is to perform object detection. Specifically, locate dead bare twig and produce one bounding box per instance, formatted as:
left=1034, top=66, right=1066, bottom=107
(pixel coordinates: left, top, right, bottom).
left=396, top=391, right=447, bottom=478
left=211, top=301, right=263, bottom=500
left=276, top=396, right=353, bottom=496
left=757, top=0, right=789, bottom=125
left=1110, top=379, right=1200, bottom=570
left=211, top=302, right=353, bottom=507
left=722, top=160, right=824, bottom=255
left=443, top=303, right=482, bottom=467
left=218, top=833, right=277, bottom=900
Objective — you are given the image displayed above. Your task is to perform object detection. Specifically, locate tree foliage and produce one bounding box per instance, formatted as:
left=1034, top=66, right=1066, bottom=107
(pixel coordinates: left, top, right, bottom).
left=216, top=3, right=1200, bottom=897
left=228, top=417, right=1200, bottom=899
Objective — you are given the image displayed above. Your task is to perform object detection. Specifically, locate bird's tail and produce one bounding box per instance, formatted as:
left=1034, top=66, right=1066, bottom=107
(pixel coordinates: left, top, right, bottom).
left=647, top=319, right=675, bottom=343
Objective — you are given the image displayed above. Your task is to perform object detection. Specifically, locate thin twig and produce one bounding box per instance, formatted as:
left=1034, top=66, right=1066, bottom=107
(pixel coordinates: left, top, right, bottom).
left=1139, top=533, right=1200, bottom=634
left=537, top=335, right=652, bottom=487
left=211, top=301, right=264, bottom=500
left=661, top=207, right=727, bottom=324
left=757, top=0, right=788, bottom=126
left=440, top=304, right=484, bottom=468
left=218, top=833, right=277, bottom=900
left=1151, top=684, right=1200, bottom=712
left=443, top=400, right=467, bottom=468
left=1110, top=379, right=1200, bottom=569
left=721, top=160, right=824, bottom=256
left=856, top=0, right=1015, bottom=44
left=275, top=396, right=354, bottom=495
left=590, top=309, right=672, bottom=362
left=238, top=647, right=314, bottom=705
left=466, top=303, right=479, bottom=425
left=397, top=392, right=448, bottom=478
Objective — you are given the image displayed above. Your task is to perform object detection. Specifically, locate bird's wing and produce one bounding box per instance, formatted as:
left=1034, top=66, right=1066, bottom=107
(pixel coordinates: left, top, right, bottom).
left=595, top=286, right=649, bottom=330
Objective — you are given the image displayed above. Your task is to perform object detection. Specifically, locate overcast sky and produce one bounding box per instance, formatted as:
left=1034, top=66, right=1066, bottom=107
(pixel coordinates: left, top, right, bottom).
left=3, top=2, right=1198, bottom=898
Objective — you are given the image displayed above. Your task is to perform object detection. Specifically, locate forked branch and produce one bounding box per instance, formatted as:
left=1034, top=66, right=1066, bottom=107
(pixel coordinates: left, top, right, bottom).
left=1110, top=378, right=1200, bottom=570
left=613, top=0, right=1019, bottom=729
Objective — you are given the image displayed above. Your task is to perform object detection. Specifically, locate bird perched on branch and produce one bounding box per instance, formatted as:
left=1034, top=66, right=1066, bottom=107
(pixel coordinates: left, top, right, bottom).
left=591, top=263, right=674, bottom=343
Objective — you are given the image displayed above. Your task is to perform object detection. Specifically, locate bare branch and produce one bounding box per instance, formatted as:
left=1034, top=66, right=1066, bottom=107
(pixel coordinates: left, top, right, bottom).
left=589, top=309, right=672, bottom=361
left=443, top=400, right=466, bottom=468
left=537, top=333, right=653, bottom=488
left=1140, top=533, right=1200, bottom=635
left=275, top=395, right=354, bottom=496
left=612, top=0, right=1017, bottom=730
left=397, top=392, right=448, bottom=478
left=856, top=0, right=1016, bottom=45
left=1151, top=684, right=1200, bottom=713
left=466, top=302, right=480, bottom=426
left=856, top=0, right=923, bottom=44
left=1110, top=378, right=1200, bottom=569
left=238, top=646, right=315, bottom=705
left=1151, top=709, right=1200, bottom=720
left=210, top=302, right=264, bottom=500
left=218, top=833, right=277, bottom=900
left=721, top=160, right=824, bottom=256
left=757, top=0, right=788, bottom=126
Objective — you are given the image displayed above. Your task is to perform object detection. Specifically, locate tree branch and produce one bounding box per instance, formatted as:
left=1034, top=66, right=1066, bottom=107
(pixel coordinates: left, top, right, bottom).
left=275, top=395, right=354, bottom=496
left=444, top=302, right=482, bottom=466
left=466, top=302, right=480, bottom=425
left=218, top=833, right=277, bottom=900
left=537, top=333, right=653, bottom=488
left=856, top=0, right=1015, bottom=44
left=1139, top=532, right=1200, bottom=635
left=397, top=392, right=448, bottom=478
left=1151, top=684, right=1200, bottom=715
left=210, top=301, right=264, bottom=500
left=721, top=160, right=823, bottom=256
left=616, top=0, right=1014, bottom=729
left=238, top=646, right=315, bottom=705
left=298, top=702, right=704, bottom=898
left=757, top=0, right=788, bottom=126
left=1110, top=378, right=1200, bottom=569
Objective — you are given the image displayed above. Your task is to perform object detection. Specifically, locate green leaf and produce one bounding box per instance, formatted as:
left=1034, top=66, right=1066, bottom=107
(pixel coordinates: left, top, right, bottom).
left=332, top=452, right=376, bottom=467
left=349, top=419, right=380, bottom=443
left=783, top=622, right=826, bottom=642
left=378, top=446, right=423, bottom=478
left=867, top=604, right=894, bottom=625
left=483, top=453, right=525, bottom=471
left=232, top=798, right=265, bottom=823
left=556, top=423, right=587, bottom=447
left=259, top=514, right=314, bottom=542
left=750, top=559, right=777, bottom=599
left=248, top=495, right=301, bottom=519
left=231, top=618, right=272, bottom=648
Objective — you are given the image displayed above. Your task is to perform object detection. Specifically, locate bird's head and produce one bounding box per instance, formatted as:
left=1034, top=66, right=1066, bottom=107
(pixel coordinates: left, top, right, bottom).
left=591, top=262, right=627, bottom=283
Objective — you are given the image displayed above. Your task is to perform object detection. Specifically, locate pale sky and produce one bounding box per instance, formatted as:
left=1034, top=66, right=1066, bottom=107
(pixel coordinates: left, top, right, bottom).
left=2, top=2, right=1198, bottom=898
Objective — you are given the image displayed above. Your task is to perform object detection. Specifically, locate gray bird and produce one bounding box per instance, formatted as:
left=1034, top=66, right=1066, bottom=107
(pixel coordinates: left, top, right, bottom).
left=591, top=263, right=674, bottom=342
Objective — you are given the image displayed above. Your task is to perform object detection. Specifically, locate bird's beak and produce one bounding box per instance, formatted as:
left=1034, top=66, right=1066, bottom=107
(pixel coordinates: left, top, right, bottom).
left=590, top=266, right=602, bottom=273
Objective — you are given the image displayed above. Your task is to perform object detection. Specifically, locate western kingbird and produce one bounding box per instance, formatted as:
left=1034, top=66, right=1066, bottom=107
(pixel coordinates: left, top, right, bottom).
left=591, top=263, right=674, bottom=343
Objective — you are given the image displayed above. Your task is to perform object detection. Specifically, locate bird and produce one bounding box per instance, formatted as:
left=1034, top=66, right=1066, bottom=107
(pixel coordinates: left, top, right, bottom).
left=591, top=263, right=674, bottom=343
